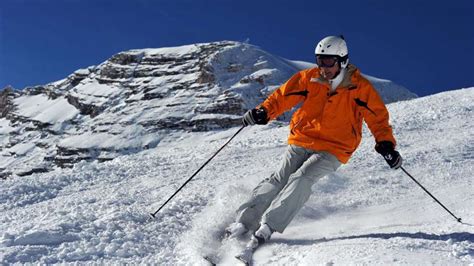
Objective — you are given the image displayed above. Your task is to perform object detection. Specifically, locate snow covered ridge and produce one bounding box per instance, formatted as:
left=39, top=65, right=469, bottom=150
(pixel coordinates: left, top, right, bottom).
left=0, top=41, right=415, bottom=177
left=0, top=88, right=472, bottom=264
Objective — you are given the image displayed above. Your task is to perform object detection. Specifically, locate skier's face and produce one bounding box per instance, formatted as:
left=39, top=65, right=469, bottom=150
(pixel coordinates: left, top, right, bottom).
left=320, top=62, right=340, bottom=80
left=317, top=55, right=340, bottom=80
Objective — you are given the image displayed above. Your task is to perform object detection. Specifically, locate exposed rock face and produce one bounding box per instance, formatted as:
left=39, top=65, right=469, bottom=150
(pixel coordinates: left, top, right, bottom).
left=0, top=87, right=18, bottom=118
left=0, top=41, right=416, bottom=177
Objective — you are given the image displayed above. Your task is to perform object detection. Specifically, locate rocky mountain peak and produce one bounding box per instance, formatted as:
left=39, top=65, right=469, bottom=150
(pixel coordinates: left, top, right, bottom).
left=0, top=41, right=416, bottom=178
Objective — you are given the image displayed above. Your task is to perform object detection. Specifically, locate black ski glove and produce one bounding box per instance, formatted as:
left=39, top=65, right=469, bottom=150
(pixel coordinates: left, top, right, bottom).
left=242, top=107, right=269, bottom=126
left=375, top=141, right=403, bottom=169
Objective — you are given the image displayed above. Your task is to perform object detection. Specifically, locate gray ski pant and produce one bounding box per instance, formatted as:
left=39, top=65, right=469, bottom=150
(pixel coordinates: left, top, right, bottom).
left=236, top=144, right=341, bottom=233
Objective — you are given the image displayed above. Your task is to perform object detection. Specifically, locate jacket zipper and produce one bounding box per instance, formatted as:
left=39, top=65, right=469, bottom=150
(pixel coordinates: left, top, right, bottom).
left=317, top=89, right=332, bottom=138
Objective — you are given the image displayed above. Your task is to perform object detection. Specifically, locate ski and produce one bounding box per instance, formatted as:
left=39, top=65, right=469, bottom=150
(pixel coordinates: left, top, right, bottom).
left=203, top=228, right=252, bottom=265
left=235, top=236, right=261, bottom=265
left=202, top=230, right=229, bottom=265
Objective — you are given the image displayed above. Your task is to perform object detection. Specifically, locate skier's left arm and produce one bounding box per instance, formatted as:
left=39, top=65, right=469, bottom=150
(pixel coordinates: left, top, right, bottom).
left=359, top=83, right=402, bottom=169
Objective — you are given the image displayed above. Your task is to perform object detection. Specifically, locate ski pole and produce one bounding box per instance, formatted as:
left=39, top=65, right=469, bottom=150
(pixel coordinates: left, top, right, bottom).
left=149, top=125, right=246, bottom=219
left=400, top=166, right=462, bottom=223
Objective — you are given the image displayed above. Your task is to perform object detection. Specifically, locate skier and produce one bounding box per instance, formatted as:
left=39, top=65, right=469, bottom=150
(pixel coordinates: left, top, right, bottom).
left=227, top=35, right=403, bottom=245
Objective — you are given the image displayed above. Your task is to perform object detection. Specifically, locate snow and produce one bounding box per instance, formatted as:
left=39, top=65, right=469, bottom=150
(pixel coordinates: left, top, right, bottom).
left=0, top=119, right=15, bottom=134
left=71, top=81, right=123, bottom=105
left=249, top=68, right=278, bottom=78
left=73, top=82, right=120, bottom=97
left=287, top=59, right=317, bottom=70
left=132, top=44, right=200, bottom=57
left=12, top=94, right=80, bottom=124
left=6, top=143, right=37, bottom=156
left=191, top=113, right=241, bottom=121
left=74, top=68, right=90, bottom=76
left=58, top=130, right=158, bottom=151
left=0, top=87, right=472, bottom=264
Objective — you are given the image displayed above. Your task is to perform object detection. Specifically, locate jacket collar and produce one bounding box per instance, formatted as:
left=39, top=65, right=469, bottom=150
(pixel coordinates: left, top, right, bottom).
left=312, top=64, right=358, bottom=90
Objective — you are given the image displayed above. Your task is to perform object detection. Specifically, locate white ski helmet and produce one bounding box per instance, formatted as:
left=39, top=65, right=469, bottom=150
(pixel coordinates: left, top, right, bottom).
left=315, top=35, right=349, bottom=68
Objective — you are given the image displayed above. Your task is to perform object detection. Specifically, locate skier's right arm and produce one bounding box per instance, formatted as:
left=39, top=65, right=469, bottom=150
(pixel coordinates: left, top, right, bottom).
left=259, top=71, right=307, bottom=121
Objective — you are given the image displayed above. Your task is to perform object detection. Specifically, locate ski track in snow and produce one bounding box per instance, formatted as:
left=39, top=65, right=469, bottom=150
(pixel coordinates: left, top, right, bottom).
left=1, top=88, right=473, bottom=264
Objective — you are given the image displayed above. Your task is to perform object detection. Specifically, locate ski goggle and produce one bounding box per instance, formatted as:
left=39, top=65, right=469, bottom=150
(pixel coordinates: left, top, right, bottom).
left=316, top=55, right=339, bottom=68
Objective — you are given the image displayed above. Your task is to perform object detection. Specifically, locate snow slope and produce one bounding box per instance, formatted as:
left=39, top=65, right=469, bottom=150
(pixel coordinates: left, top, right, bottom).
left=1, top=88, right=472, bottom=264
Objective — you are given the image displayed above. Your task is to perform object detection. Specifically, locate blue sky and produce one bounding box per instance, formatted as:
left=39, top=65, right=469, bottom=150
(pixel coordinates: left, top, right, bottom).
left=1, top=0, right=473, bottom=96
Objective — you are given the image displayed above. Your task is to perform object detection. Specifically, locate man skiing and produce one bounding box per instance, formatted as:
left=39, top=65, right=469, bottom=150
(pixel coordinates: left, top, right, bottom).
left=227, top=35, right=403, bottom=245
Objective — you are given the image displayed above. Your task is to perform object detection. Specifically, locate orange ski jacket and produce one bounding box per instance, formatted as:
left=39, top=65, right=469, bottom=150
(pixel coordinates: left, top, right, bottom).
left=260, top=64, right=397, bottom=163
